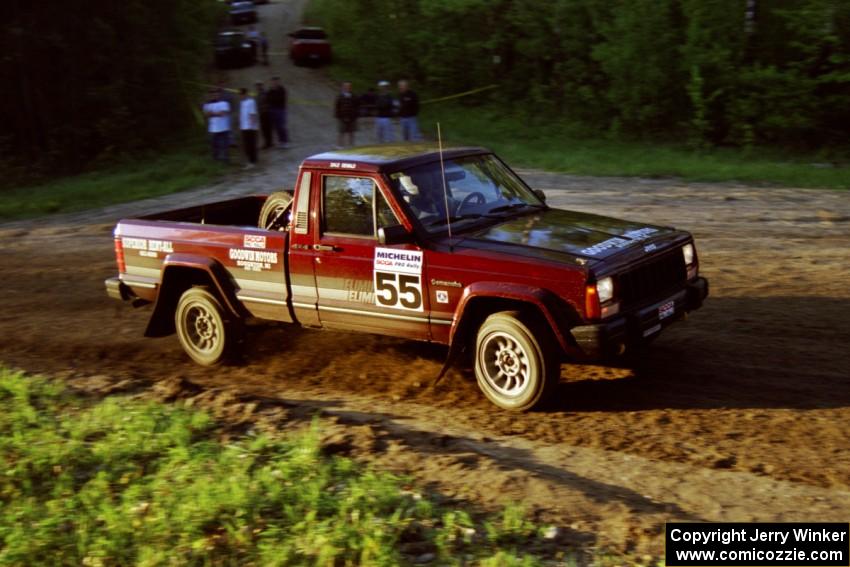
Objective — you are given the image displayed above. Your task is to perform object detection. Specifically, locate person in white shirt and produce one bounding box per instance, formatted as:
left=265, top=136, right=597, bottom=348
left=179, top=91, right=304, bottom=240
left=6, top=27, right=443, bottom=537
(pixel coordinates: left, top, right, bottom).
left=203, top=88, right=231, bottom=162
left=239, top=87, right=259, bottom=168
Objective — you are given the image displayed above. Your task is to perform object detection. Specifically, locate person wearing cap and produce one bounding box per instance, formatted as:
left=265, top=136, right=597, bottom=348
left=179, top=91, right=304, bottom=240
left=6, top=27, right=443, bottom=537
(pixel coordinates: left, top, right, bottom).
left=375, top=80, right=395, bottom=143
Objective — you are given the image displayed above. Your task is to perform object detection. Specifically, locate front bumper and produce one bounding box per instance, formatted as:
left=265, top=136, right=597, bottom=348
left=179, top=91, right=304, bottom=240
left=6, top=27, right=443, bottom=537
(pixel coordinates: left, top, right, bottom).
left=570, top=277, right=708, bottom=359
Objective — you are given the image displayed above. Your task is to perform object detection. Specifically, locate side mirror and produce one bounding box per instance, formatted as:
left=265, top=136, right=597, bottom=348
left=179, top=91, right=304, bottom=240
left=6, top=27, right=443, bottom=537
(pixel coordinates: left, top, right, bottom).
left=534, top=189, right=547, bottom=203
left=378, top=225, right=413, bottom=245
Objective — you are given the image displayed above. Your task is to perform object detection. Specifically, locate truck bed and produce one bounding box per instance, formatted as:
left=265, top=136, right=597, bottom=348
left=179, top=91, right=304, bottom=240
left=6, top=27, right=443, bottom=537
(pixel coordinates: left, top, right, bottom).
left=140, top=195, right=268, bottom=226
left=114, top=195, right=293, bottom=323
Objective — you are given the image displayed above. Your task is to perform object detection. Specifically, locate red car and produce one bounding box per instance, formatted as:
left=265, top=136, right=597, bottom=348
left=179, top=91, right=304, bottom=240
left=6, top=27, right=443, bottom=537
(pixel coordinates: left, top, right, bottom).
left=106, top=145, right=708, bottom=411
left=288, top=27, right=331, bottom=66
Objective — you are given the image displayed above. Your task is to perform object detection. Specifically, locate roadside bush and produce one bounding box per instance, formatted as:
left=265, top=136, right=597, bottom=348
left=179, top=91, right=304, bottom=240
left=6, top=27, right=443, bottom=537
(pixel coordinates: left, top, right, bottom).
left=0, top=368, right=549, bottom=565
left=307, top=0, right=850, bottom=152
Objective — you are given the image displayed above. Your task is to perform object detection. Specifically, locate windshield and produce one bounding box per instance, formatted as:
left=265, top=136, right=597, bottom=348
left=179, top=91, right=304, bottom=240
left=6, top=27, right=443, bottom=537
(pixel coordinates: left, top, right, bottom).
left=386, top=154, right=544, bottom=234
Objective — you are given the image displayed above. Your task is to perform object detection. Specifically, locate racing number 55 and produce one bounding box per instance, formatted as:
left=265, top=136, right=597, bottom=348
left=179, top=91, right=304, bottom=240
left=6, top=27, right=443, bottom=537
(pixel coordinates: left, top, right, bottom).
left=375, top=272, right=423, bottom=311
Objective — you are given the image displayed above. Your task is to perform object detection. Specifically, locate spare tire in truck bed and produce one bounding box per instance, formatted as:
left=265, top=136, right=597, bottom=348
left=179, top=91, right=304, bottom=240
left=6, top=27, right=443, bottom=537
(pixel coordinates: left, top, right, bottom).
left=258, top=190, right=294, bottom=230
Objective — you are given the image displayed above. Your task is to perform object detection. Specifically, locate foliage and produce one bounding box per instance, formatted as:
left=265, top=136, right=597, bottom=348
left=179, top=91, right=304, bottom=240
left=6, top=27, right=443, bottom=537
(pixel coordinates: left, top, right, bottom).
left=307, top=0, right=850, bottom=152
left=0, top=368, right=550, bottom=565
left=419, top=104, right=850, bottom=189
left=0, top=141, right=227, bottom=221
left=1, top=0, right=223, bottom=174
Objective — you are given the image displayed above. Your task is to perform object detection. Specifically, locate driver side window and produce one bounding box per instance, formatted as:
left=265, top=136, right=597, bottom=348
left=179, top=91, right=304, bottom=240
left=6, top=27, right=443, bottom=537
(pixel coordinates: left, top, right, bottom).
left=322, top=175, right=398, bottom=237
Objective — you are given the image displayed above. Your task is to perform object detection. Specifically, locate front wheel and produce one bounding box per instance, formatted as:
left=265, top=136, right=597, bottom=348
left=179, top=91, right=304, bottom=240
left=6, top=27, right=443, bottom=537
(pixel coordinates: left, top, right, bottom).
left=175, top=287, right=240, bottom=366
left=474, top=311, right=560, bottom=411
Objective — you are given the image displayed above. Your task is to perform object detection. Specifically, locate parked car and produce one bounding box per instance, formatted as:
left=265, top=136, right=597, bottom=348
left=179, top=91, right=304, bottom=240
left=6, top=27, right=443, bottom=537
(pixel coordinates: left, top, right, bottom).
left=214, top=30, right=256, bottom=69
left=229, top=1, right=257, bottom=25
left=105, top=145, right=708, bottom=412
left=288, top=27, right=332, bottom=66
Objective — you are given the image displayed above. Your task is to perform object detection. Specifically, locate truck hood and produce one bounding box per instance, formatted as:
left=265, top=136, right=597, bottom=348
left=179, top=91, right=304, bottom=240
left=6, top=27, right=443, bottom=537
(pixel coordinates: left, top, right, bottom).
left=460, top=208, right=681, bottom=262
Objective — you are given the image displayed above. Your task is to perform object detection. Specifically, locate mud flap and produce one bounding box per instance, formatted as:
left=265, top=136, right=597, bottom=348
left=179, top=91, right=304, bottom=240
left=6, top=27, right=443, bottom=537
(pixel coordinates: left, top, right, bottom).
left=433, top=341, right=465, bottom=386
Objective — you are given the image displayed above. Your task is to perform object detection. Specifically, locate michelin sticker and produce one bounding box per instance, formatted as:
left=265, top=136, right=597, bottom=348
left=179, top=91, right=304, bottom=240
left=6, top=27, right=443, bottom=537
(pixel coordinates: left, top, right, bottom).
left=374, top=248, right=424, bottom=311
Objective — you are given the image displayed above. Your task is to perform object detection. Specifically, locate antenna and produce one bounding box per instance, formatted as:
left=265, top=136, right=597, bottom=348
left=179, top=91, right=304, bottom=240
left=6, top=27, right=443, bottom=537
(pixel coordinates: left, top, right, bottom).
left=437, top=123, right=452, bottom=251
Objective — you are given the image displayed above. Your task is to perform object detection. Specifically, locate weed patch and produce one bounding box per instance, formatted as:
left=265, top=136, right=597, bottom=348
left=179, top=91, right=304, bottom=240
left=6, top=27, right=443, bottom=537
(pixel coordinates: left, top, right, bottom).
left=0, top=368, right=560, bottom=565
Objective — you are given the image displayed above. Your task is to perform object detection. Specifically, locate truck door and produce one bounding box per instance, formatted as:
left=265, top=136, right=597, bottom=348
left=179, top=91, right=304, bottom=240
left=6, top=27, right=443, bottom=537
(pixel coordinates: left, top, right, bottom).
left=311, top=172, right=430, bottom=340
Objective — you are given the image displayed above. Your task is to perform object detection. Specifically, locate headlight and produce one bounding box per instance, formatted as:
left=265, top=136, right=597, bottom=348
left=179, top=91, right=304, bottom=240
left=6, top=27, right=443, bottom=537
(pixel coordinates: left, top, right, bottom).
left=596, top=277, right=614, bottom=304
left=682, top=243, right=695, bottom=266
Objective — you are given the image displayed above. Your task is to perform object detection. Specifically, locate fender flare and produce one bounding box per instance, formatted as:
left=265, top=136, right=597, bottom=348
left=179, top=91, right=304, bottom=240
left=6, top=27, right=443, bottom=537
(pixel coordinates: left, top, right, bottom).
left=144, top=254, right=243, bottom=337
left=436, top=282, right=583, bottom=380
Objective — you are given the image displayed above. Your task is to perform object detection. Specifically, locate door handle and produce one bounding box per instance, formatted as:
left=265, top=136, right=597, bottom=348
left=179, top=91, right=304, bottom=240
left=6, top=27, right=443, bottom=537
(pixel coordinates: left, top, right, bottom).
left=313, top=244, right=338, bottom=252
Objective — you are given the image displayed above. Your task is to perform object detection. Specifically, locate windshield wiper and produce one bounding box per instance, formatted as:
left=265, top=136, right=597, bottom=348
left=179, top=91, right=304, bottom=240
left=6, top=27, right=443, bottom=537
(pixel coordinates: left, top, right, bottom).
left=428, top=214, right=482, bottom=226
left=486, top=203, right=541, bottom=215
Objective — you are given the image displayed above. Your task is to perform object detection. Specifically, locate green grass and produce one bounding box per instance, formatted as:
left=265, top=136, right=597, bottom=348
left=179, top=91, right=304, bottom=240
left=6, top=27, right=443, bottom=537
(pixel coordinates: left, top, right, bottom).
left=419, top=105, right=849, bottom=190
left=0, top=142, right=228, bottom=221
left=0, top=367, right=561, bottom=566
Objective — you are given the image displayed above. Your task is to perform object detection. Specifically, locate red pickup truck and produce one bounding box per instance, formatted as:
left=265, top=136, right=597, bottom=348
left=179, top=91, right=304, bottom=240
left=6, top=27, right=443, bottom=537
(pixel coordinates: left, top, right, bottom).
left=106, top=145, right=708, bottom=411
left=288, top=27, right=331, bottom=66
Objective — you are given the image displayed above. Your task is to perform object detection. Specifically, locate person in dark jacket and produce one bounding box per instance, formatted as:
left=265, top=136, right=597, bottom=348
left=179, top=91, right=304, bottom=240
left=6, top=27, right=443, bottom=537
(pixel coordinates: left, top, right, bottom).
left=254, top=81, right=272, bottom=149
left=334, top=81, right=359, bottom=147
left=375, top=81, right=395, bottom=143
left=267, top=76, right=289, bottom=148
left=397, top=79, right=421, bottom=141
left=359, top=87, right=377, bottom=117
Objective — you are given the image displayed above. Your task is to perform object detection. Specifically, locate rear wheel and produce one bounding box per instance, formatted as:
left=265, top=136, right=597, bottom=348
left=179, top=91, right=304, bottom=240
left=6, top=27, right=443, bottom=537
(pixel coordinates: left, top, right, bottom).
left=175, top=287, right=239, bottom=366
left=474, top=311, right=560, bottom=411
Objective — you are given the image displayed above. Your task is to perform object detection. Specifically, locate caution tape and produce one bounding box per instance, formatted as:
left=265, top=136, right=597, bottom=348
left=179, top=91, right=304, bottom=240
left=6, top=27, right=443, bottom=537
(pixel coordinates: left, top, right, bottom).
left=421, top=84, right=499, bottom=104
left=191, top=81, right=498, bottom=108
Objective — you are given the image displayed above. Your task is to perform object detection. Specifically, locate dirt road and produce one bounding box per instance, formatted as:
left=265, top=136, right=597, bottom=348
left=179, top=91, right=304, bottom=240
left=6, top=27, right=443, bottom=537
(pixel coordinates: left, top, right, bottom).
left=2, top=0, right=850, bottom=559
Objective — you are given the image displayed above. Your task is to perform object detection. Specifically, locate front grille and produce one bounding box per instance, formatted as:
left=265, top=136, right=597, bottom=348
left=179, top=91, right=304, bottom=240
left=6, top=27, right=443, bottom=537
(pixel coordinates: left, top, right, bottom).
left=617, top=249, right=686, bottom=307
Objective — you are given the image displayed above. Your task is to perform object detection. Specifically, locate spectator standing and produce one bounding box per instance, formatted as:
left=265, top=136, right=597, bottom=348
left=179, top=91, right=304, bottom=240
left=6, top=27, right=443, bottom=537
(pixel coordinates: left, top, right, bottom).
left=375, top=81, right=395, bottom=143
left=255, top=81, right=272, bottom=149
left=217, top=79, right=238, bottom=147
left=203, top=88, right=231, bottom=162
left=335, top=81, right=359, bottom=147
left=267, top=77, right=290, bottom=148
left=359, top=87, right=377, bottom=117
left=239, top=87, right=259, bottom=169
left=398, top=80, right=421, bottom=141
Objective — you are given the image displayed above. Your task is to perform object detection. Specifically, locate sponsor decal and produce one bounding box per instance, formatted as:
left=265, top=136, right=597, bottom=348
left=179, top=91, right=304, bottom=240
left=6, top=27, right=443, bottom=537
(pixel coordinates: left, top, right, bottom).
left=436, top=290, right=449, bottom=304
left=374, top=248, right=422, bottom=274
left=430, top=279, right=462, bottom=288
left=581, top=237, right=631, bottom=256
left=121, top=237, right=173, bottom=257
left=580, top=227, right=659, bottom=256
left=623, top=227, right=658, bottom=241
left=229, top=248, right=279, bottom=272
left=244, top=234, right=267, bottom=249
left=374, top=247, right=424, bottom=312
left=329, top=162, right=357, bottom=169
left=344, top=278, right=374, bottom=304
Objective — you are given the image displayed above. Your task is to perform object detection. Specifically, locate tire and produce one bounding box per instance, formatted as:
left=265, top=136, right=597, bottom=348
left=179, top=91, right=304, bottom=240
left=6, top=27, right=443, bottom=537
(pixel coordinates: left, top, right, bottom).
left=474, top=311, right=560, bottom=411
left=175, top=287, right=239, bottom=366
left=258, top=190, right=294, bottom=230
